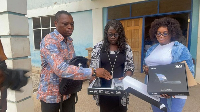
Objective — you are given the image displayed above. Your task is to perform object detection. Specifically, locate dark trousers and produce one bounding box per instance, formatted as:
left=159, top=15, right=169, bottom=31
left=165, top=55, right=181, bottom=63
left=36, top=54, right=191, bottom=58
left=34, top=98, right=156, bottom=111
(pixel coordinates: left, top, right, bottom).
left=99, top=95, right=127, bottom=112
left=0, top=87, right=7, bottom=112
left=41, top=94, right=75, bottom=112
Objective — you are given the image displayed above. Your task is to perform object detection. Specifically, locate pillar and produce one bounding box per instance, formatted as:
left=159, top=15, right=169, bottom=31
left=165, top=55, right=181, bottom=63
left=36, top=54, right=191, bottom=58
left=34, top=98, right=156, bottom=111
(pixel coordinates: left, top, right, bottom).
left=195, top=2, right=200, bottom=83
left=92, top=8, right=103, bottom=45
left=0, top=0, right=34, bottom=112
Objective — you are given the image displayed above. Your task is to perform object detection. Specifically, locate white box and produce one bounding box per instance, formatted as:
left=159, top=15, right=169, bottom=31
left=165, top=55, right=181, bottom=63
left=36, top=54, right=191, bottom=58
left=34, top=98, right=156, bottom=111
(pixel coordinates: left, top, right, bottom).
left=123, top=76, right=167, bottom=112
left=88, top=78, right=125, bottom=96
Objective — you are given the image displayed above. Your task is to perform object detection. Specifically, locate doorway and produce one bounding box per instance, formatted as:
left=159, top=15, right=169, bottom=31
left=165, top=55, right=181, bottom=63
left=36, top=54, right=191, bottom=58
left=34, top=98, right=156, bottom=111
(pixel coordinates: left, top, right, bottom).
left=121, top=18, right=143, bottom=72
left=143, top=13, right=190, bottom=55
left=120, top=13, right=189, bottom=73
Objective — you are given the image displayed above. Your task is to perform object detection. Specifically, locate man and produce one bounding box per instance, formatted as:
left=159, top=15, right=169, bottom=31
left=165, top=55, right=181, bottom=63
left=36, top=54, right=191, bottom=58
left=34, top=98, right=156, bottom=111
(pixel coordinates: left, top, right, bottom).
left=37, top=10, right=112, bottom=112
left=0, top=40, right=28, bottom=112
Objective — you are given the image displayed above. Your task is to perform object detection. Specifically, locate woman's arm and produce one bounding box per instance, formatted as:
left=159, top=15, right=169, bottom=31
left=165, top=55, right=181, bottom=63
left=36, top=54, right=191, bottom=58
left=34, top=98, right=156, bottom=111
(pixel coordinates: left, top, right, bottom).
left=124, top=44, right=134, bottom=76
left=90, top=41, right=103, bottom=69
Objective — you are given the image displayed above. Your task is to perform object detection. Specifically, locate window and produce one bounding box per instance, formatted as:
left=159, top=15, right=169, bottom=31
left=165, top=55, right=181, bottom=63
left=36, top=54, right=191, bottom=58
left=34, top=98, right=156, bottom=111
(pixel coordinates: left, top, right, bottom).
left=159, top=0, right=191, bottom=13
left=131, top=1, right=158, bottom=17
left=33, top=16, right=56, bottom=50
left=107, top=0, right=192, bottom=20
left=108, top=5, right=130, bottom=20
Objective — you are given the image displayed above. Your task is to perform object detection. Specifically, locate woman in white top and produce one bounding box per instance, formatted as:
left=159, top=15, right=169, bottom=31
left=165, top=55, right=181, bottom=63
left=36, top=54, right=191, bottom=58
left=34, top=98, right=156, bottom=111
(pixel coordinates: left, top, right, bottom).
left=143, top=17, right=194, bottom=112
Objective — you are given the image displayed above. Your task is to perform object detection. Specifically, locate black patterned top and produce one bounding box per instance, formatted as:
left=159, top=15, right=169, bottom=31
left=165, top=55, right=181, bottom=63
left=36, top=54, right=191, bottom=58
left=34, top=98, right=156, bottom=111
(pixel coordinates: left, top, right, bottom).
left=100, top=51, right=126, bottom=87
left=90, top=41, right=135, bottom=106
left=90, top=41, right=134, bottom=73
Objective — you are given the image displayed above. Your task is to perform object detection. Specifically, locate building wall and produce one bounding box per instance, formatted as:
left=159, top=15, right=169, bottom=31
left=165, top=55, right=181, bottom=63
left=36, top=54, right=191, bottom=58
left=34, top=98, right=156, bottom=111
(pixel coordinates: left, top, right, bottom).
left=27, top=0, right=142, bottom=17
left=27, top=0, right=82, bottom=10
left=28, top=19, right=41, bottom=67
left=27, top=0, right=142, bottom=67
left=103, top=8, right=108, bottom=30
left=27, top=0, right=200, bottom=82
left=191, top=0, right=199, bottom=82
left=195, top=2, right=200, bottom=83
left=190, top=0, right=199, bottom=60
left=71, top=10, right=93, bottom=56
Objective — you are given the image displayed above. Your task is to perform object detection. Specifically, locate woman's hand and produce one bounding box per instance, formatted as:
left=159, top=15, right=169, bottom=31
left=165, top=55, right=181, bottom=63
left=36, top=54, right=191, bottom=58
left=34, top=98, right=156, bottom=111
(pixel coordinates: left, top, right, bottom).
left=118, top=77, right=124, bottom=80
left=143, top=65, right=149, bottom=75
left=118, top=71, right=133, bottom=80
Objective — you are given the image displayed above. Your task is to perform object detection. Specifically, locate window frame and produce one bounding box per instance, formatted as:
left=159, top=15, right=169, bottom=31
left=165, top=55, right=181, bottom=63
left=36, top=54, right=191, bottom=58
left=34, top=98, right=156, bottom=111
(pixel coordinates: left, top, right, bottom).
left=32, top=16, right=56, bottom=50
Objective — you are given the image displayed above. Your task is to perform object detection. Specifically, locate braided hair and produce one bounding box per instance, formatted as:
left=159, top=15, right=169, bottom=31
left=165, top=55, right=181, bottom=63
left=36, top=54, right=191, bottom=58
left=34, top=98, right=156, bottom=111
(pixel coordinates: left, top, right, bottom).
left=102, top=19, right=127, bottom=53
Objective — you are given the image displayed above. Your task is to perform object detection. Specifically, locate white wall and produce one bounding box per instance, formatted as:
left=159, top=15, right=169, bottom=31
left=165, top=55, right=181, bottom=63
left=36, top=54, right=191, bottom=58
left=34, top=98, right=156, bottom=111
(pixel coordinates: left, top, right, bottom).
left=27, top=0, right=82, bottom=10
left=195, top=4, right=200, bottom=83
left=27, top=0, right=143, bottom=18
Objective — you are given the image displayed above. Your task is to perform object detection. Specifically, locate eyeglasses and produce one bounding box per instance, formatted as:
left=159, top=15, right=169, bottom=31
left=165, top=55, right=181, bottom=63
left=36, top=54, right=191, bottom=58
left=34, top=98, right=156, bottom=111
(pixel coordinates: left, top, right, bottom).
left=107, top=33, right=119, bottom=38
left=155, top=32, right=169, bottom=37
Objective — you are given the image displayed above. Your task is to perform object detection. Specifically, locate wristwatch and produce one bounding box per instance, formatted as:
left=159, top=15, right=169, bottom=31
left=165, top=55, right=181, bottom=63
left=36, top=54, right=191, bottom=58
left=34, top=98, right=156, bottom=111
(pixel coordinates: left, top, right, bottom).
left=92, top=68, right=97, bottom=77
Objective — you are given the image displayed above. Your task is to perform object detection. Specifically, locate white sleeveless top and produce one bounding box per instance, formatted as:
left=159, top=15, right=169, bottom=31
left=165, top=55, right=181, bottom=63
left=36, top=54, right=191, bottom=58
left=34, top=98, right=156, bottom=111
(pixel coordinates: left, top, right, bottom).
left=145, top=42, right=174, bottom=66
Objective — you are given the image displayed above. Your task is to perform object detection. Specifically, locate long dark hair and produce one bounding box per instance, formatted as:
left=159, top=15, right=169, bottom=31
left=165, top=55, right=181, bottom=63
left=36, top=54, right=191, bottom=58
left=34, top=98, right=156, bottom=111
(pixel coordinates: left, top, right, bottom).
left=102, top=20, right=127, bottom=53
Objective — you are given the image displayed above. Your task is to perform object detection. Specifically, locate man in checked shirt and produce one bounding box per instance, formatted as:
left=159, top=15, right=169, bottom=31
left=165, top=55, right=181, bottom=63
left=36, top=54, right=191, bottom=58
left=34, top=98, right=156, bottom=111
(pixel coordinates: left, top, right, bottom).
left=37, top=10, right=112, bottom=112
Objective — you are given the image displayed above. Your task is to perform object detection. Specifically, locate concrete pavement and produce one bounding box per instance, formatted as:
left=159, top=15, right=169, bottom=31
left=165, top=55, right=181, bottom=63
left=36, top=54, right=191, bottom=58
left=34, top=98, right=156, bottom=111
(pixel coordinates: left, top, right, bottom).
left=32, top=72, right=200, bottom=112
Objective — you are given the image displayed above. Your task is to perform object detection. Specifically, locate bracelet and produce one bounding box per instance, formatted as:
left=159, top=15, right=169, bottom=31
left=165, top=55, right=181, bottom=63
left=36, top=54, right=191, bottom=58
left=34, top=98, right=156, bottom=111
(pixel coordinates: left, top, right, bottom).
left=92, top=68, right=96, bottom=77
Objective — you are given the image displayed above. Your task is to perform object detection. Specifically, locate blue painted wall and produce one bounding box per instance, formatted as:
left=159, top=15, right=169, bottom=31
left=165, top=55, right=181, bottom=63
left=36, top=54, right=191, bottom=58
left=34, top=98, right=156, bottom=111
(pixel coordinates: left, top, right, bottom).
left=28, top=10, right=93, bottom=67
left=103, top=8, right=108, bottom=30
left=71, top=10, right=93, bottom=57
left=190, top=0, right=199, bottom=60
left=28, top=19, right=41, bottom=67
left=27, top=0, right=82, bottom=10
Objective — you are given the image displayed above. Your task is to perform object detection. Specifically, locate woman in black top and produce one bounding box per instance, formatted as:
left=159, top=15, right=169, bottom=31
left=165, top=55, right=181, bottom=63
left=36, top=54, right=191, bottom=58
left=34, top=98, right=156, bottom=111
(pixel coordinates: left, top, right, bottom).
left=90, top=20, right=134, bottom=112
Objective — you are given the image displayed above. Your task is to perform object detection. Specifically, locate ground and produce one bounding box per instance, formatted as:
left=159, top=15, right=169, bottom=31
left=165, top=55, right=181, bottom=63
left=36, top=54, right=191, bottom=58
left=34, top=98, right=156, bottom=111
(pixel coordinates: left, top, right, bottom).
left=30, top=69, right=200, bottom=112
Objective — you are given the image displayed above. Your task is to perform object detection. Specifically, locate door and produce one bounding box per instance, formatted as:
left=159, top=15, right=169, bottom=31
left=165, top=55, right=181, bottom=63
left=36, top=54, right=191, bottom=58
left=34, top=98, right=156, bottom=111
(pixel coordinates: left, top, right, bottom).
left=120, top=18, right=143, bottom=72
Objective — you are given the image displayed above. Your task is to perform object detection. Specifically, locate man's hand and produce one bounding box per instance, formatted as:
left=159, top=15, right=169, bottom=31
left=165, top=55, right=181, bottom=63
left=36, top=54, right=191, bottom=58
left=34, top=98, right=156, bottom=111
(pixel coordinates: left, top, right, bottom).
left=95, top=68, right=112, bottom=80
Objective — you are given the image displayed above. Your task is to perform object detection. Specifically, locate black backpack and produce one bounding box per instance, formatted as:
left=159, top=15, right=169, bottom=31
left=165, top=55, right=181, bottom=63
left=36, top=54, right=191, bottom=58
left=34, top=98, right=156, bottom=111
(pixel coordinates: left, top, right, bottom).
left=59, top=56, right=88, bottom=95
left=59, top=56, right=88, bottom=112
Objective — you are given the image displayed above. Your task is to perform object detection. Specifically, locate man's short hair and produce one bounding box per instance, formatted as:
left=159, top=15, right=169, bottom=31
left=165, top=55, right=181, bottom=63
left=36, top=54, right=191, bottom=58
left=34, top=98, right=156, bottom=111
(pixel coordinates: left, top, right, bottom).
left=55, top=10, right=71, bottom=21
